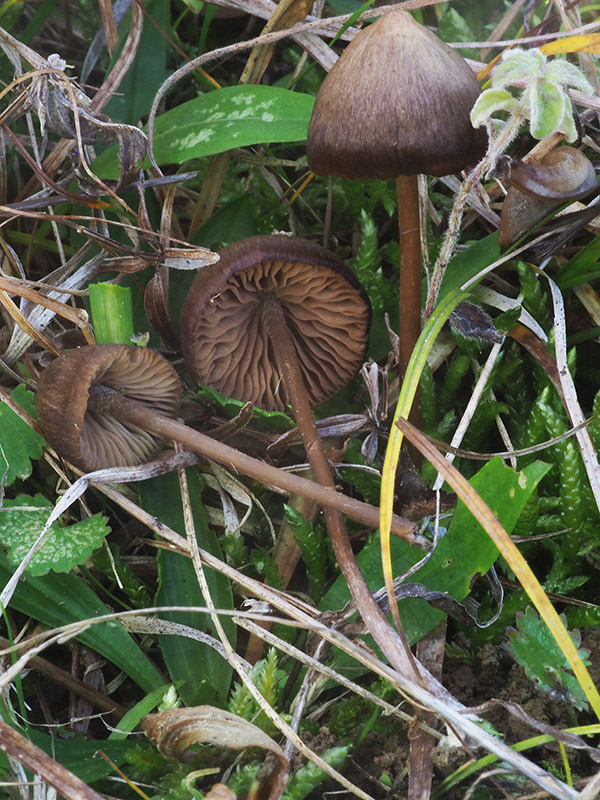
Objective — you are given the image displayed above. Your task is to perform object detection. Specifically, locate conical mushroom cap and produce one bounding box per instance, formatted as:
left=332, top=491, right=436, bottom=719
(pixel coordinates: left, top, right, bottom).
left=307, top=9, right=487, bottom=179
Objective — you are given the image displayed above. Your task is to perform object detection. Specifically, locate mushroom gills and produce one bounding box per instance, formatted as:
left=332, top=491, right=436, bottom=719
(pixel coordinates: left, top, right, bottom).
left=36, top=344, right=182, bottom=472
left=182, top=246, right=371, bottom=411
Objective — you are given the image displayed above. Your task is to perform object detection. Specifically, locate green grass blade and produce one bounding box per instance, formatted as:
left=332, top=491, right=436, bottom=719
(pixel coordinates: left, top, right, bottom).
left=89, top=282, right=135, bottom=345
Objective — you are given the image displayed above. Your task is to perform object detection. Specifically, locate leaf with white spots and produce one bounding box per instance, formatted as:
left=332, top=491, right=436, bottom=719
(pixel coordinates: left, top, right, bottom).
left=0, top=494, right=110, bottom=576
left=93, top=85, right=315, bottom=178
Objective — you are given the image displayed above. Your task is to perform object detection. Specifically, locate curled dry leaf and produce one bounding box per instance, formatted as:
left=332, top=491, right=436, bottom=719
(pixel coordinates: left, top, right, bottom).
left=144, top=269, right=179, bottom=349
left=142, top=706, right=289, bottom=800
left=0, top=27, right=146, bottom=195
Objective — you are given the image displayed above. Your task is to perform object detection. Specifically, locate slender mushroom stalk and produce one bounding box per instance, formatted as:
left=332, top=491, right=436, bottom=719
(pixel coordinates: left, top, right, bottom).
left=497, top=147, right=597, bottom=249
left=35, top=344, right=416, bottom=538
left=37, top=341, right=442, bottom=689
left=397, top=174, right=422, bottom=380
left=306, top=8, right=487, bottom=384
left=180, top=234, right=429, bottom=683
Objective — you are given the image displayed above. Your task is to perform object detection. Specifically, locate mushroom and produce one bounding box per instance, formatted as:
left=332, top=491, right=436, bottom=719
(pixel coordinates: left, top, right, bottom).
left=36, top=343, right=412, bottom=535
left=306, top=8, right=487, bottom=378
left=497, top=147, right=597, bottom=249
left=37, top=344, right=181, bottom=471
left=179, top=233, right=371, bottom=535
left=180, top=235, right=427, bottom=683
left=180, top=234, right=371, bottom=412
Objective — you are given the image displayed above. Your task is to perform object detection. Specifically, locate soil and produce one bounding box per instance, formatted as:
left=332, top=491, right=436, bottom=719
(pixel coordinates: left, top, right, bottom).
left=307, top=629, right=600, bottom=799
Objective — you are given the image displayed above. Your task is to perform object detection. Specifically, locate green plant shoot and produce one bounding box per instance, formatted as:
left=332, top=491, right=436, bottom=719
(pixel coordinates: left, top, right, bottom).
left=89, top=282, right=135, bottom=345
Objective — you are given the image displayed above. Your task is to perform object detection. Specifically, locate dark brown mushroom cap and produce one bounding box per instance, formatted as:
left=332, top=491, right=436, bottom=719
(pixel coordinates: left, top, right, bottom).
left=36, top=344, right=181, bottom=471
left=307, top=9, right=487, bottom=180
left=180, top=235, right=372, bottom=412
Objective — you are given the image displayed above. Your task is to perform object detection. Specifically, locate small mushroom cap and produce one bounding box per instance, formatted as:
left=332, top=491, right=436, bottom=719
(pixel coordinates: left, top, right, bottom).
left=497, top=147, right=597, bottom=202
left=36, top=344, right=181, bottom=471
left=180, top=235, right=372, bottom=412
left=497, top=148, right=598, bottom=249
left=307, top=9, right=487, bottom=180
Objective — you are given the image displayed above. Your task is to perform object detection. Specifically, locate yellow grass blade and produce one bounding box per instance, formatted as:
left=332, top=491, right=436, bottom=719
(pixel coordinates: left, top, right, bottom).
left=380, top=289, right=465, bottom=630
left=540, top=33, right=600, bottom=55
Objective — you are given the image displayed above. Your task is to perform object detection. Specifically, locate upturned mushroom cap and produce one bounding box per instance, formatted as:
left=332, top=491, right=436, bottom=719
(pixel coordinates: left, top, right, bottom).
left=307, top=9, right=487, bottom=179
left=180, top=235, right=371, bottom=412
left=36, top=344, right=181, bottom=471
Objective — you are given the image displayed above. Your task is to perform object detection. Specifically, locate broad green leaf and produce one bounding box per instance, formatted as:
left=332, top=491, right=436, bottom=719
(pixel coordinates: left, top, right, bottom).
left=103, top=0, right=169, bottom=125
left=94, top=85, right=315, bottom=178
left=25, top=727, right=133, bottom=783
left=192, top=195, right=256, bottom=250
left=544, top=59, right=594, bottom=94
left=557, top=94, right=577, bottom=143
left=0, top=385, right=44, bottom=487
left=88, top=283, right=135, bottom=345
left=322, top=459, right=551, bottom=648
left=108, top=683, right=172, bottom=740
left=0, top=551, right=164, bottom=692
left=508, top=607, right=589, bottom=710
left=153, top=85, right=314, bottom=163
left=492, top=49, right=545, bottom=87
left=140, top=470, right=235, bottom=707
left=438, top=233, right=501, bottom=299
left=0, top=494, right=110, bottom=576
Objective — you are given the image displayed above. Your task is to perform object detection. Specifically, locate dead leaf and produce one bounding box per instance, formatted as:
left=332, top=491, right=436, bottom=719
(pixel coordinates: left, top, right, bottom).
left=142, top=706, right=289, bottom=800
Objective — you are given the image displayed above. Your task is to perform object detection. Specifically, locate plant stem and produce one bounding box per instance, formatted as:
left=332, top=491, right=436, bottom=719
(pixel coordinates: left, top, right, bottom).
left=424, top=111, right=526, bottom=319
left=85, top=385, right=415, bottom=541
left=396, top=174, right=423, bottom=462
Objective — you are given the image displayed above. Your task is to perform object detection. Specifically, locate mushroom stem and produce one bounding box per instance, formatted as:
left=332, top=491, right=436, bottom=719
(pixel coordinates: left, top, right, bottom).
left=396, top=174, right=423, bottom=459
left=260, top=293, right=424, bottom=684
left=396, top=175, right=422, bottom=380
left=84, top=384, right=413, bottom=540
left=260, top=294, right=331, bottom=488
